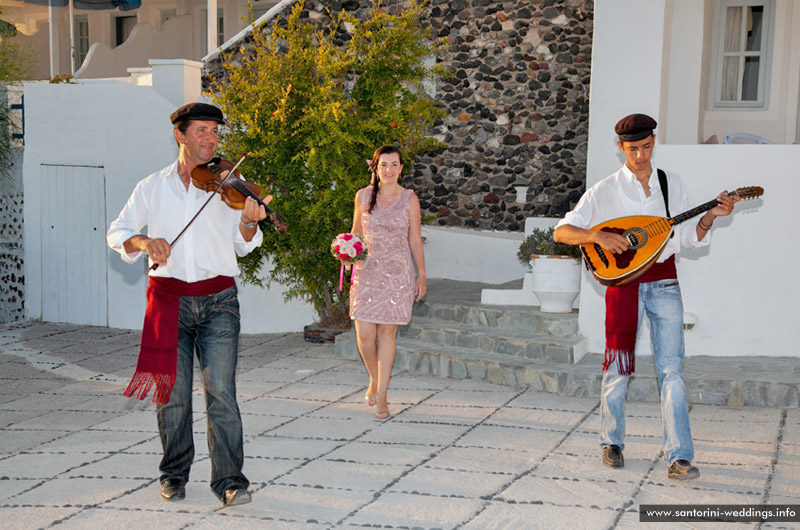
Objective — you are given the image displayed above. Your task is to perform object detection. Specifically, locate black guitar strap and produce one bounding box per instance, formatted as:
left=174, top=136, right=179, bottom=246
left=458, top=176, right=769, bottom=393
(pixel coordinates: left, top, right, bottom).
left=657, top=168, right=670, bottom=217
left=657, top=168, right=674, bottom=238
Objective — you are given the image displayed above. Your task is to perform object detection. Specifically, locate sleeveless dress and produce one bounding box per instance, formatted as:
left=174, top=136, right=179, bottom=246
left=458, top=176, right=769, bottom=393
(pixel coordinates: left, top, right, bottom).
left=349, top=186, right=415, bottom=325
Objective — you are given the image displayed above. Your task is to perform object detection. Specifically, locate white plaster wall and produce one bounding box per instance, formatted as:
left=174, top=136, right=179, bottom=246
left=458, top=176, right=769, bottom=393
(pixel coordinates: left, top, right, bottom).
left=22, top=78, right=315, bottom=333
left=663, top=0, right=707, bottom=144
left=421, top=226, right=528, bottom=284
left=585, top=0, right=798, bottom=357
left=22, top=82, right=175, bottom=328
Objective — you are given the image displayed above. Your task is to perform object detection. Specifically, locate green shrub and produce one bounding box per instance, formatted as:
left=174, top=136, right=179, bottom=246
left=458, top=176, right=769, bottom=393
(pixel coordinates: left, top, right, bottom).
left=210, top=0, right=447, bottom=327
left=517, top=227, right=583, bottom=265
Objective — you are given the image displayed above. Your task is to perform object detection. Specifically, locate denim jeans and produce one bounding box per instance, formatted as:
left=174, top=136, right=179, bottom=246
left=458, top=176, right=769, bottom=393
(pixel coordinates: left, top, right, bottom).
left=156, top=285, right=249, bottom=499
left=600, top=279, right=694, bottom=465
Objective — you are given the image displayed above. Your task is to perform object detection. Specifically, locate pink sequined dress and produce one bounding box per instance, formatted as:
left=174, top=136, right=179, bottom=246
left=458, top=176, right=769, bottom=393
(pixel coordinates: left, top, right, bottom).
left=349, top=186, right=415, bottom=325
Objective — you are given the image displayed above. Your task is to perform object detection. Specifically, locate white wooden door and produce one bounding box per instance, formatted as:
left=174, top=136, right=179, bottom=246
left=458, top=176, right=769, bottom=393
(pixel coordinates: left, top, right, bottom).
left=40, top=164, right=107, bottom=325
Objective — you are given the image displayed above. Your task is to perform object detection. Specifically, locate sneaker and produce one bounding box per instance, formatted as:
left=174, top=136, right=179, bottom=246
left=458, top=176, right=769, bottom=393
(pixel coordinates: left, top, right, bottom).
left=668, top=459, right=700, bottom=480
left=602, top=445, right=624, bottom=468
left=223, top=487, right=252, bottom=506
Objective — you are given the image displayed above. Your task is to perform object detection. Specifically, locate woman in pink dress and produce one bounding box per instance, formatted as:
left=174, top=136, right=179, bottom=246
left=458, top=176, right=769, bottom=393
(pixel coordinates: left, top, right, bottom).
left=349, top=145, right=427, bottom=419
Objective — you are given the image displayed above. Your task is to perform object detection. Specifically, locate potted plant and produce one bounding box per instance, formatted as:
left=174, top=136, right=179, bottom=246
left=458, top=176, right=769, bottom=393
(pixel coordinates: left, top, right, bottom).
left=517, top=226, right=583, bottom=313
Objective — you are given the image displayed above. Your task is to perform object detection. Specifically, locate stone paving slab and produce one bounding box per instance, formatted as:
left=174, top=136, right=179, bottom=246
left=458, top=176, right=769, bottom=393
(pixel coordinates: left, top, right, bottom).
left=0, top=321, right=799, bottom=529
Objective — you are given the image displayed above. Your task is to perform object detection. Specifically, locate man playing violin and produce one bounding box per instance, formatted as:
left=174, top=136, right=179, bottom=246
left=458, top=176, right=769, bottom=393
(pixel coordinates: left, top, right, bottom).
left=554, top=113, right=739, bottom=481
left=107, top=102, right=268, bottom=506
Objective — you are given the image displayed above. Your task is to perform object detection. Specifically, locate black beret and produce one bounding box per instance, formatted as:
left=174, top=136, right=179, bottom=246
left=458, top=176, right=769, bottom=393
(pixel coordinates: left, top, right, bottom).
left=615, top=113, right=657, bottom=141
left=170, top=102, right=225, bottom=125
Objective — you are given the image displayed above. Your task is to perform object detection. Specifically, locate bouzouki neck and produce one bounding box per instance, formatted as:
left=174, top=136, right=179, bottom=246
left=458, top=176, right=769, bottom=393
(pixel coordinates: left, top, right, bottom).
left=670, top=191, right=733, bottom=226
left=670, top=187, right=763, bottom=225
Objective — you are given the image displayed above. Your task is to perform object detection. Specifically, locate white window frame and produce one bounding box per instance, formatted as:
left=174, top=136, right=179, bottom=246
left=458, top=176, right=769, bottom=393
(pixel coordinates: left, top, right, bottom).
left=74, top=15, right=89, bottom=71
left=198, top=6, right=225, bottom=56
left=708, top=0, right=775, bottom=110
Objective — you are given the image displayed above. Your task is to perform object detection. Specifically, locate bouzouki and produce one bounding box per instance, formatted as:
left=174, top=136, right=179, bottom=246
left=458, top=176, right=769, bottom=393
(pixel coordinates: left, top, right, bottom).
left=580, top=186, right=764, bottom=287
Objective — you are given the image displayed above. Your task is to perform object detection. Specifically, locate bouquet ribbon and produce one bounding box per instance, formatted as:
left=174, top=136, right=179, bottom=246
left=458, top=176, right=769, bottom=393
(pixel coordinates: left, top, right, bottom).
left=338, top=262, right=353, bottom=291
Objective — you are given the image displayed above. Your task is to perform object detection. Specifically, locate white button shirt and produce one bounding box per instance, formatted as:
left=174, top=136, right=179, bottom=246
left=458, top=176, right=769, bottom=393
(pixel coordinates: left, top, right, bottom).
left=107, top=160, right=263, bottom=282
left=556, top=162, right=709, bottom=262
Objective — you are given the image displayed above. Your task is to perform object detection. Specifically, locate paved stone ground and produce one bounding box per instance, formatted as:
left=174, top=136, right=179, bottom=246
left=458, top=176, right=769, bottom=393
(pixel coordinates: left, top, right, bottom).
left=1, top=321, right=798, bottom=529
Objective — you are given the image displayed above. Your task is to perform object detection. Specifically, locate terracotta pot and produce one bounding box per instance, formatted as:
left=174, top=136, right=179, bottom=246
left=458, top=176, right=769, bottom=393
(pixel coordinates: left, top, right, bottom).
left=303, top=324, right=347, bottom=343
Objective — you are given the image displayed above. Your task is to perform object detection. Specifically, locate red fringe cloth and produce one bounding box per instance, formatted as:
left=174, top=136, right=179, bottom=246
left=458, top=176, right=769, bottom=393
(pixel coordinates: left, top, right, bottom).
left=123, top=275, right=235, bottom=403
left=603, top=256, right=677, bottom=376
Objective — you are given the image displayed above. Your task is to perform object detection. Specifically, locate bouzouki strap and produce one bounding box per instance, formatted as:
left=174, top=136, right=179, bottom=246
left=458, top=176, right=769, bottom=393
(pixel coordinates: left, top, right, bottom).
left=657, top=168, right=670, bottom=218
left=657, top=168, right=673, bottom=239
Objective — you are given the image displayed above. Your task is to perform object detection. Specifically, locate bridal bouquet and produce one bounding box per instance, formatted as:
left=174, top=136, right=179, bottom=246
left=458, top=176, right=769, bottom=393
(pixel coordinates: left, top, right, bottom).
left=331, top=233, right=367, bottom=290
left=331, top=233, right=367, bottom=264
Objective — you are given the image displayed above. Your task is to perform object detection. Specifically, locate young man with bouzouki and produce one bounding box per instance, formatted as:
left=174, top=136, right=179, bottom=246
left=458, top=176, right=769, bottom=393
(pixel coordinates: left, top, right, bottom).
left=553, top=113, right=739, bottom=480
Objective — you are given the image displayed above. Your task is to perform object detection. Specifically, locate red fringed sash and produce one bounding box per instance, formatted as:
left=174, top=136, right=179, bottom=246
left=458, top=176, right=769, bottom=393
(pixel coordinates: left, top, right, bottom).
left=124, top=275, right=235, bottom=403
left=603, top=256, right=677, bottom=376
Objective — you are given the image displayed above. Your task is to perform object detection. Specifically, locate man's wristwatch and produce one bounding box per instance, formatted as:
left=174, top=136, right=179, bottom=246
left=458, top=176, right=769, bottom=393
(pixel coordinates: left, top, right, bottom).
left=240, top=219, right=258, bottom=229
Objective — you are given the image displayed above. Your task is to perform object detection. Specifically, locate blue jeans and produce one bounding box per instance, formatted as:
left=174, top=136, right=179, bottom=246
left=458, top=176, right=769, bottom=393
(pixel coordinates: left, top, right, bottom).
left=600, top=279, right=694, bottom=465
left=156, top=285, right=249, bottom=499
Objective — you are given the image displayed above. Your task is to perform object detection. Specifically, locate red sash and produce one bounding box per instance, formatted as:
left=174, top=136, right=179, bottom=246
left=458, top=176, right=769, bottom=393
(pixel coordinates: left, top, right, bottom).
left=603, top=256, right=677, bottom=376
left=123, top=275, right=235, bottom=403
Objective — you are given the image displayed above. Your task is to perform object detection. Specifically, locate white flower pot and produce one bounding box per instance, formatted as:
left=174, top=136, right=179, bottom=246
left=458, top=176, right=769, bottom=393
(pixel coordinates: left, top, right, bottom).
left=530, top=255, right=581, bottom=313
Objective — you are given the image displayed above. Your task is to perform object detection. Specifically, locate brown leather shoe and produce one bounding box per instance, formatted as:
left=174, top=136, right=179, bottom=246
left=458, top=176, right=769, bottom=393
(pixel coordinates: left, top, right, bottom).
left=160, top=478, right=185, bottom=501
left=668, top=459, right=700, bottom=480
left=223, top=487, right=252, bottom=506
left=602, top=445, right=624, bottom=468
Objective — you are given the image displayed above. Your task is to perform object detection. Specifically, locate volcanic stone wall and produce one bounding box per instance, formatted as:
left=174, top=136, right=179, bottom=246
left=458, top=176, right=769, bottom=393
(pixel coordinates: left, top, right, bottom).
left=205, top=0, right=593, bottom=231
left=0, top=191, right=24, bottom=323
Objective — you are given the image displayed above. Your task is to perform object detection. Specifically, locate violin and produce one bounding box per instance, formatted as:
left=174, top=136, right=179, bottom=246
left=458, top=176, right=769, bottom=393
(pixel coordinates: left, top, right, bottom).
left=191, top=157, right=288, bottom=233
left=149, top=153, right=287, bottom=271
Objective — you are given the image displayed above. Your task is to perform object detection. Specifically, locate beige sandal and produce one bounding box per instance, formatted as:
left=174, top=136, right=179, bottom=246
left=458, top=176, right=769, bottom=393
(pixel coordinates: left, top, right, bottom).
left=375, top=392, right=390, bottom=419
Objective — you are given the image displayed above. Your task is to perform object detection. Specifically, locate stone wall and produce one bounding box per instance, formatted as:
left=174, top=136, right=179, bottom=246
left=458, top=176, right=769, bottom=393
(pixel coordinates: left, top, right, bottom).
left=0, top=189, right=24, bottom=324
left=205, top=0, right=593, bottom=231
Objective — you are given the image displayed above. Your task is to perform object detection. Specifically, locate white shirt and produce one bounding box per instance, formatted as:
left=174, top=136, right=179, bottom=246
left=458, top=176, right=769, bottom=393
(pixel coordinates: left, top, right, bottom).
left=107, top=160, right=263, bottom=282
left=556, top=162, right=709, bottom=262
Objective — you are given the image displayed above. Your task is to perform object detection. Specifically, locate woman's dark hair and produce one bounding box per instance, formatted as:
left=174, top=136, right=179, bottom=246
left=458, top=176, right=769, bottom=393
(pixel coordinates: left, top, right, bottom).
left=367, top=145, right=403, bottom=213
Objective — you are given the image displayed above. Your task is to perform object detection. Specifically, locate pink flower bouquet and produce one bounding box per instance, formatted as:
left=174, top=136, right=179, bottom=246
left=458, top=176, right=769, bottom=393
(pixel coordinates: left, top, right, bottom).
left=331, top=233, right=367, bottom=264
left=331, top=233, right=367, bottom=291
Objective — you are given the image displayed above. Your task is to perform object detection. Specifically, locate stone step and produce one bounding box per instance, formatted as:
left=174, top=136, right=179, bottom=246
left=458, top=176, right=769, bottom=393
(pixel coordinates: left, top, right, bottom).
left=334, top=330, right=601, bottom=397
left=412, top=299, right=579, bottom=338
left=400, top=316, right=579, bottom=364
left=334, top=330, right=800, bottom=407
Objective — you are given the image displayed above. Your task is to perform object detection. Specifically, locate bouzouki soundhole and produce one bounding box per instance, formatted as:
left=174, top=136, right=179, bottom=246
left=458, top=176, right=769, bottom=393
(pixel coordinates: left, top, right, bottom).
left=623, top=227, right=648, bottom=250
left=600, top=226, right=636, bottom=269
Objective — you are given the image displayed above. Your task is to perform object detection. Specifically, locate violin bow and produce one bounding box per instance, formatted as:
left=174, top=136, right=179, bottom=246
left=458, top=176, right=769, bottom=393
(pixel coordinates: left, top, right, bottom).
left=150, top=153, right=248, bottom=271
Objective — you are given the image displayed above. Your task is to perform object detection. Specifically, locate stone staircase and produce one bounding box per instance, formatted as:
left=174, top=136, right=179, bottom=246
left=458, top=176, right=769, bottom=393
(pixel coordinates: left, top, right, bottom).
left=334, top=279, right=800, bottom=407
left=335, top=279, right=603, bottom=399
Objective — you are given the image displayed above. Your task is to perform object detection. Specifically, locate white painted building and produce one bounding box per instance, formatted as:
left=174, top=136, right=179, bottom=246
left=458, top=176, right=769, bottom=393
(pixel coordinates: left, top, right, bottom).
left=578, top=0, right=798, bottom=358
left=0, top=0, right=280, bottom=80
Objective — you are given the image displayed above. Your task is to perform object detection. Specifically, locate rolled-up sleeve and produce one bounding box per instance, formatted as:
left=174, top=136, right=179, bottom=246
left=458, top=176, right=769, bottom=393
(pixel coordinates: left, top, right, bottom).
left=233, top=222, right=263, bottom=257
